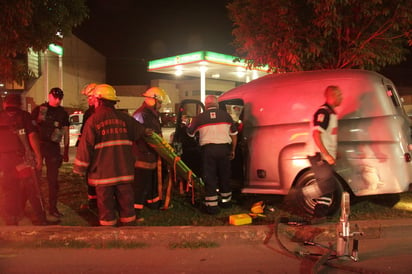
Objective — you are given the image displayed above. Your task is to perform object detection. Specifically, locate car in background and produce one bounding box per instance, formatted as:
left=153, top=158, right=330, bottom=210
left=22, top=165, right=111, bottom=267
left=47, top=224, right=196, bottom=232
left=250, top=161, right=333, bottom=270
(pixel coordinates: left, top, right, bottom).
left=160, top=112, right=177, bottom=143
left=69, top=111, right=83, bottom=146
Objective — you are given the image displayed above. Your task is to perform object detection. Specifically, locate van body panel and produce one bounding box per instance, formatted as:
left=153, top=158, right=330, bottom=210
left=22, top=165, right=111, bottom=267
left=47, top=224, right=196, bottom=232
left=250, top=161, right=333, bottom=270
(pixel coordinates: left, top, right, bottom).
left=218, top=69, right=412, bottom=197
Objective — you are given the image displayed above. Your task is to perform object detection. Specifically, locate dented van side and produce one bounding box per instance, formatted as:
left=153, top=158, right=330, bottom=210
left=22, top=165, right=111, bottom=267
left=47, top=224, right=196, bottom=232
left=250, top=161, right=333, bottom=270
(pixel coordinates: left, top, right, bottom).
left=218, top=70, right=412, bottom=199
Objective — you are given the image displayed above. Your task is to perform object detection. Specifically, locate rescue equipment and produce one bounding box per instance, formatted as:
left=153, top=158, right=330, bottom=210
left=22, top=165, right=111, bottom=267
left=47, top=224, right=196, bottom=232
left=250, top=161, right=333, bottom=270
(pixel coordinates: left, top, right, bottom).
left=143, top=132, right=203, bottom=204
left=229, top=213, right=252, bottom=225
left=250, top=201, right=265, bottom=214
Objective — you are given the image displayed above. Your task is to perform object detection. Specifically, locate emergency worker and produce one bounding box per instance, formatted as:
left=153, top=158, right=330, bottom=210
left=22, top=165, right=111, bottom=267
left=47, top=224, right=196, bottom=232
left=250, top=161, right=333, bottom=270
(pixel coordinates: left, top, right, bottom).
left=73, top=84, right=150, bottom=226
left=307, top=85, right=343, bottom=218
left=187, top=95, right=238, bottom=215
left=0, top=94, right=58, bottom=225
left=132, top=87, right=170, bottom=215
left=31, top=88, right=69, bottom=219
left=78, top=83, right=98, bottom=209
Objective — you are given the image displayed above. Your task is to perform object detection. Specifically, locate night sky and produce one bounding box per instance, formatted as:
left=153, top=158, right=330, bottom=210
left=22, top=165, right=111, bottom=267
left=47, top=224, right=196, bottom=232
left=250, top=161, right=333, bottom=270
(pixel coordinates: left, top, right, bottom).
left=73, top=0, right=411, bottom=88
left=73, top=0, right=234, bottom=85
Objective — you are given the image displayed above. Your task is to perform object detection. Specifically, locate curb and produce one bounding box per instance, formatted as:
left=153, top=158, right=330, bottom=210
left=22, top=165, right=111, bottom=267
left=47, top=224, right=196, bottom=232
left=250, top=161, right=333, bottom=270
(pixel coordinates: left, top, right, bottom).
left=1, top=219, right=411, bottom=247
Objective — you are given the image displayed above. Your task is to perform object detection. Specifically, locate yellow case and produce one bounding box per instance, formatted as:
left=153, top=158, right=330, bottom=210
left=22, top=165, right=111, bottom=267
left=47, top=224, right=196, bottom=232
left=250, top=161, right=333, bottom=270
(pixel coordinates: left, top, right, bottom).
left=229, top=214, right=252, bottom=225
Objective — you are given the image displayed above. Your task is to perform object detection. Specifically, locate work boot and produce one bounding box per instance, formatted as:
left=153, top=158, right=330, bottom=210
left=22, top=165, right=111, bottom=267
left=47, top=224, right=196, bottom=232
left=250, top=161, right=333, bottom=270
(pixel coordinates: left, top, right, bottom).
left=220, top=201, right=232, bottom=209
left=205, top=205, right=220, bottom=215
left=49, top=208, right=64, bottom=218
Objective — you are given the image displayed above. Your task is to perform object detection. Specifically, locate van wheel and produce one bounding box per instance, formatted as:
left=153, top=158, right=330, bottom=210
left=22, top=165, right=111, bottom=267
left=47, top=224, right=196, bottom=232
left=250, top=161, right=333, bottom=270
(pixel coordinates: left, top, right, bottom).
left=294, top=169, right=342, bottom=217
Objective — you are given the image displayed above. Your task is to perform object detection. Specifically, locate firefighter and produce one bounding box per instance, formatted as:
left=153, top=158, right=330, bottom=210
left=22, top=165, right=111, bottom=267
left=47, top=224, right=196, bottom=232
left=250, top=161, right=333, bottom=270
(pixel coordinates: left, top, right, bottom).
left=0, top=94, right=58, bottom=225
left=78, top=83, right=98, bottom=209
left=73, top=84, right=150, bottom=226
left=132, top=87, right=171, bottom=216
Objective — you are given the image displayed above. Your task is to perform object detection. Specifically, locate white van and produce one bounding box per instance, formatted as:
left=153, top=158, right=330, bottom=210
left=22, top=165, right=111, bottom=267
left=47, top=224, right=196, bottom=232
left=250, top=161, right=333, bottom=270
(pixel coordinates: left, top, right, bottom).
left=175, top=70, right=412, bottom=215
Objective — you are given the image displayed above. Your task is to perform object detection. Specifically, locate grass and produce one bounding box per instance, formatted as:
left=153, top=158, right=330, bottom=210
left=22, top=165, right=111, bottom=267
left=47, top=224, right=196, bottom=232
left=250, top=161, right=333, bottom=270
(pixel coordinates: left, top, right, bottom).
left=13, top=162, right=412, bottom=226
left=168, top=241, right=219, bottom=249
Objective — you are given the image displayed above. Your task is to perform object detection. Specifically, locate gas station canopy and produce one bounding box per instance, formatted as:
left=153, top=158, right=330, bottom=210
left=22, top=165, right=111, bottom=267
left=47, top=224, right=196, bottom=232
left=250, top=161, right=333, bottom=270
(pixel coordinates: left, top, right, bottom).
left=147, top=51, right=268, bottom=83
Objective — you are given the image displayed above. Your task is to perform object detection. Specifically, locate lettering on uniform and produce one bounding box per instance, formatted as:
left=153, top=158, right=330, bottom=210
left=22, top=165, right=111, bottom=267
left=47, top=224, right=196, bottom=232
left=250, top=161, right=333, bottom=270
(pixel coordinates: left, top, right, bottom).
left=96, top=119, right=126, bottom=130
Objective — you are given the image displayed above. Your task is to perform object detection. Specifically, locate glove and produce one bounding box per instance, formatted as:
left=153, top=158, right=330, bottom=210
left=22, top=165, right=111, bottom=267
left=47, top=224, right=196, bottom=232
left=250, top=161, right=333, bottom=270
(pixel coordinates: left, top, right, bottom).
left=63, top=146, right=69, bottom=162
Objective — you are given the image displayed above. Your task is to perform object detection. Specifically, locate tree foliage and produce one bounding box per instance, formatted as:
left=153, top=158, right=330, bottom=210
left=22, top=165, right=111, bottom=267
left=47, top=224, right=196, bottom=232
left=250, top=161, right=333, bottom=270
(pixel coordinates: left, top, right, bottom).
left=227, top=0, right=412, bottom=72
left=0, top=0, right=88, bottom=83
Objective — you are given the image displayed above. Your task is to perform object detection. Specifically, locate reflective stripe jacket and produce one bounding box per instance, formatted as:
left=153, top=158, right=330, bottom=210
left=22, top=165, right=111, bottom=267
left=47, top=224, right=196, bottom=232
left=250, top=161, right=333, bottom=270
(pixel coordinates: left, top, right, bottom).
left=73, top=106, right=145, bottom=186
left=132, top=102, right=162, bottom=169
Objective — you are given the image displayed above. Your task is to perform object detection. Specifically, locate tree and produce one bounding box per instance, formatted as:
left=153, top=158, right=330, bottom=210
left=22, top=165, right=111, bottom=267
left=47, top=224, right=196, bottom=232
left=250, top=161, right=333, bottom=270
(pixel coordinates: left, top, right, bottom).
left=227, top=0, right=412, bottom=72
left=0, top=0, right=88, bottom=83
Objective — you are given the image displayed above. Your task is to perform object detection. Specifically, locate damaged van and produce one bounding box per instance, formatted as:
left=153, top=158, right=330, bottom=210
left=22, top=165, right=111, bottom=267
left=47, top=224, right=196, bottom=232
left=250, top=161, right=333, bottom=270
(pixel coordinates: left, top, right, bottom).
left=175, top=70, right=412, bottom=215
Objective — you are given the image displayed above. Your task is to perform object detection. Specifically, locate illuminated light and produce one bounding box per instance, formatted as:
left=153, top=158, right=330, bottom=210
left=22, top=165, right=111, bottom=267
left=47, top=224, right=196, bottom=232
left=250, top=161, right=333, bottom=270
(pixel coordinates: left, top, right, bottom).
left=252, top=70, right=259, bottom=80
left=148, top=51, right=269, bottom=71
left=211, top=73, right=220, bottom=78
left=175, top=69, right=183, bottom=76
left=48, top=43, right=63, bottom=55
left=237, top=71, right=245, bottom=78
left=199, top=66, right=208, bottom=72
left=236, top=67, right=245, bottom=77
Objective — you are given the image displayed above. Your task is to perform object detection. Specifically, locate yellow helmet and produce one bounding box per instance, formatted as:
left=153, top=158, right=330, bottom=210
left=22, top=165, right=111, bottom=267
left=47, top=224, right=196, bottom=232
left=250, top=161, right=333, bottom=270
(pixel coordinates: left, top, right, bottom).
left=81, top=83, right=97, bottom=97
left=94, top=84, right=119, bottom=101
left=142, top=87, right=171, bottom=104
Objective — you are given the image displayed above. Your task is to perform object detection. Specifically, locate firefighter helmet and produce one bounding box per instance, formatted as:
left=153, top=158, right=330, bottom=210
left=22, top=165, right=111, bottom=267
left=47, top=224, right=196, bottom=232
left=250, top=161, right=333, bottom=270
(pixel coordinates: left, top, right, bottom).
left=94, top=84, right=119, bottom=101
left=81, top=83, right=97, bottom=97
left=142, top=87, right=171, bottom=104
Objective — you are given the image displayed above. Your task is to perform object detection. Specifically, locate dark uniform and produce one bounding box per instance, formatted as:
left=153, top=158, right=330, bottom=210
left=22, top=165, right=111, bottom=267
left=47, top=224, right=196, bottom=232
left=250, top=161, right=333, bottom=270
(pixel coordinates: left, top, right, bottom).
left=74, top=104, right=146, bottom=226
left=0, top=96, right=50, bottom=225
left=79, top=105, right=97, bottom=206
left=187, top=99, right=238, bottom=214
left=31, top=98, right=69, bottom=217
left=132, top=102, right=162, bottom=211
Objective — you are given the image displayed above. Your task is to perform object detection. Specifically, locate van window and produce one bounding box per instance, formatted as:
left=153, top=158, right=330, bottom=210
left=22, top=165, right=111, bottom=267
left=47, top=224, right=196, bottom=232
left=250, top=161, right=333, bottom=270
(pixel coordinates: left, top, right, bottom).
left=219, top=99, right=244, bottom=123
left=386, top=86, right=401, bottom=107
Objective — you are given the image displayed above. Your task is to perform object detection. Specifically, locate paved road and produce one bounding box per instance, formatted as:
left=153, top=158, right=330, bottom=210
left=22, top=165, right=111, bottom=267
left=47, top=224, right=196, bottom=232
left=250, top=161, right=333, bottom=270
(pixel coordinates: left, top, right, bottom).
left=1, top=236, right=411, bottom=273
left=1, top=220, right=412, bottom=274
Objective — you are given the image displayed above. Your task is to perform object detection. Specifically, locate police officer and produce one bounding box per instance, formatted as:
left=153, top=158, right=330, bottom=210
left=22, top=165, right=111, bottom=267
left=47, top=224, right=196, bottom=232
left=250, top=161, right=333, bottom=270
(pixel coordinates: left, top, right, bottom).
left=187, top=95, right=238, bottom=215
left=31, top=88, right=70, bottom=218
left=0, top=94, right=58, bottom=225
left=132, top=87, right=170, bottom=216
left=73, top=84, right=150, bottom=226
